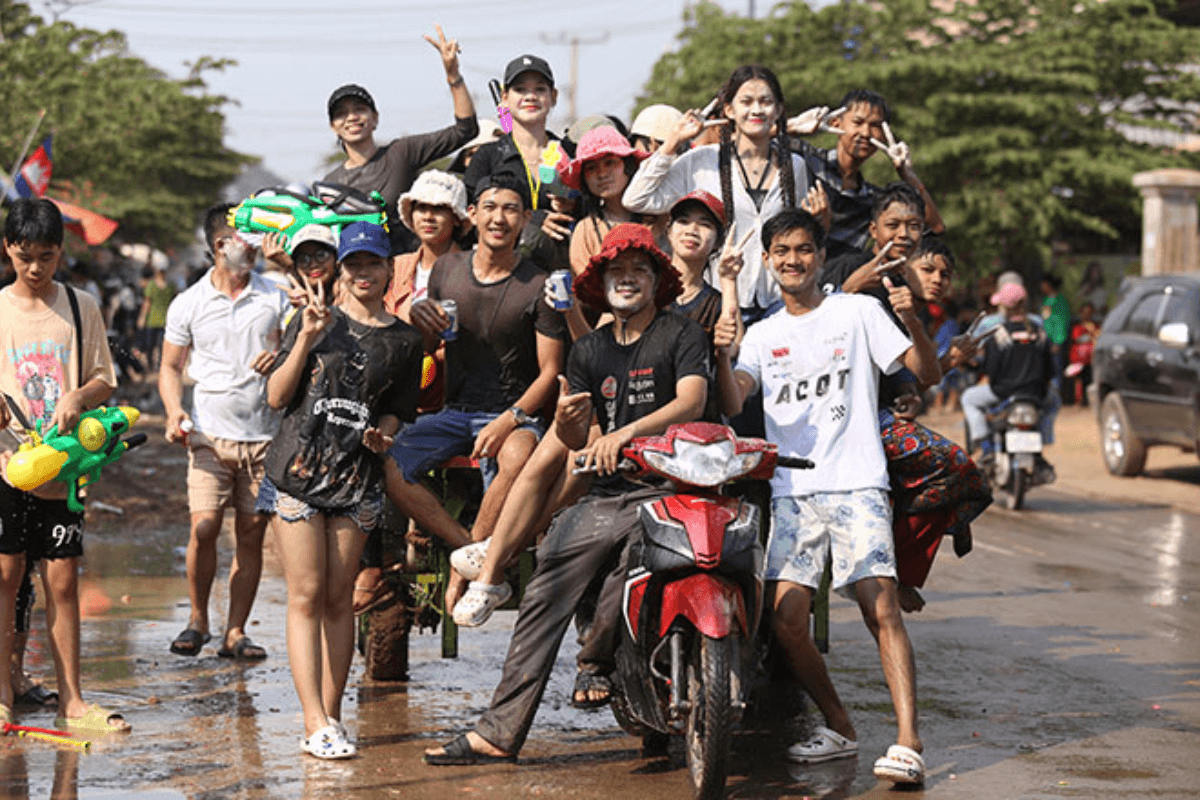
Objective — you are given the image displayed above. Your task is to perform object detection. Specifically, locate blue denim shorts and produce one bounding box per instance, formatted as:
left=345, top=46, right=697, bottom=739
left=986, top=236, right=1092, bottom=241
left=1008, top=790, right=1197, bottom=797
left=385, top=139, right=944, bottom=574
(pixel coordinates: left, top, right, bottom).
left=255, top=475, right=383, bottom=533
left=386, top=407, right=544, bottom=488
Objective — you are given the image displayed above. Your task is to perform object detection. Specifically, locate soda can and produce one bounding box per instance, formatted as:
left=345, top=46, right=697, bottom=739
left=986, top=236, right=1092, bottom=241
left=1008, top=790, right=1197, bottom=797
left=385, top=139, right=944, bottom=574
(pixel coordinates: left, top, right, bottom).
left=439, top=299, right=459, bottom=341
left=179, top=419, right=194, bottom=446
left=547, top=269, right=573, bottom=310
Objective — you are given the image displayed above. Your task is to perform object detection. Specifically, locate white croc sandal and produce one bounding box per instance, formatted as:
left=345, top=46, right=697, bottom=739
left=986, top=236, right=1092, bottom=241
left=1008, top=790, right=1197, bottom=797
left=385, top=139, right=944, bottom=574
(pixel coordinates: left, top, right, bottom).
left=452, top=581, right=513, bottom=627
left=301, top=724, right=356, bottom=760
left=786, top=725, right=858, bottom=763
left=873, top=744, right=925, bottom=784
left=450, top=540, right=490, bottom=581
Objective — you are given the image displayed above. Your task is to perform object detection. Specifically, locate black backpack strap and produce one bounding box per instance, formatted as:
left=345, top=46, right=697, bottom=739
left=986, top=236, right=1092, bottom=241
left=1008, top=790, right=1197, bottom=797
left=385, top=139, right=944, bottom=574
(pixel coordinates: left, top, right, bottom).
left=64, top=283, right=84, bottom=385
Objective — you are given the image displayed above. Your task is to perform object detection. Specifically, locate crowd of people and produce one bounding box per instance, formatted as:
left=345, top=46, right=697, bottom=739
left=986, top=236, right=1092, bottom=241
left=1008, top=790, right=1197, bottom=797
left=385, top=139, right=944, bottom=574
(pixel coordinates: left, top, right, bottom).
left=0, top=26, right=1113, bottom=785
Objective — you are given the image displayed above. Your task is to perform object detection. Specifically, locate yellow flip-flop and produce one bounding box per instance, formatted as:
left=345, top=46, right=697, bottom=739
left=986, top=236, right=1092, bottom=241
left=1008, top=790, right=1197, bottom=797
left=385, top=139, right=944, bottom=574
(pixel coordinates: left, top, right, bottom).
left=56, top=704, right=131, bottom=734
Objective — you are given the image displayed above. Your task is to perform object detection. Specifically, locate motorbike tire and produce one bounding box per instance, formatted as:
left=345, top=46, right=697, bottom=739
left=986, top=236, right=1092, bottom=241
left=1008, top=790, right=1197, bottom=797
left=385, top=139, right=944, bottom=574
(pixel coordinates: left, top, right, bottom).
left=364, top=589, right=411, bottom=682
left=686, top=634, right=734, bottom=800
left=1005, top=467, right=1026, bottom=511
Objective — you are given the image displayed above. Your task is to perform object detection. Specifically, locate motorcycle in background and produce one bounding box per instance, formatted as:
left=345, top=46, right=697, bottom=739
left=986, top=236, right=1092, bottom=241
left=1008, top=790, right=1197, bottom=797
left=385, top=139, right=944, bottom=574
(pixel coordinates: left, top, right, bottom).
left=978, top=395, right=1055, bottom=510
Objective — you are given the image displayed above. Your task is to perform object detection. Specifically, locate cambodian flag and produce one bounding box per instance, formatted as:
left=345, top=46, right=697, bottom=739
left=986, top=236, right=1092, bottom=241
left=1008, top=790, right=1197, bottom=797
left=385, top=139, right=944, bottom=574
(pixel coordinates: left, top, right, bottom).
left=12, top=137, right=53, bottom=198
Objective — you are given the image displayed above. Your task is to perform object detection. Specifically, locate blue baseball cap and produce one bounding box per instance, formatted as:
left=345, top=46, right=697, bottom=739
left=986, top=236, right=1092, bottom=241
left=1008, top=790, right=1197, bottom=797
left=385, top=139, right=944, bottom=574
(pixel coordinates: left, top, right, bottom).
left=338, top=222, right=391, bottom=260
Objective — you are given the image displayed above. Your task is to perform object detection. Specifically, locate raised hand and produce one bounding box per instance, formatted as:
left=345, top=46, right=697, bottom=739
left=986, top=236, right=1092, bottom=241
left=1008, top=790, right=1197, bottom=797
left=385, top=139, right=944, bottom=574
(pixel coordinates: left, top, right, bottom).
left=883, top=275, right=917, bottom=320
left=423, top=24, right=462, bottom=80
left=800, top=182, right=832, bottom=231
left=289, top=274, right=332, bottom=337
left=663, top=110, right=705, bottom=153
left=870, top=241, right=907, bottom=277
left=870, top=121, right=913, bottom=174
left=717, top=221, right=753, bottom=285
left=786, top=105, right=846, bottom=136
left=555, top=374, right=592, bottom=427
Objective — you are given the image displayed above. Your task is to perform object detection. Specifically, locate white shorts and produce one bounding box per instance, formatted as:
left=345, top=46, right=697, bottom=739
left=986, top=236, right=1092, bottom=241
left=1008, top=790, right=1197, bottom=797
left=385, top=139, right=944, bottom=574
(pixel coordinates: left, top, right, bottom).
left=765, top=489, right=896, bottom=597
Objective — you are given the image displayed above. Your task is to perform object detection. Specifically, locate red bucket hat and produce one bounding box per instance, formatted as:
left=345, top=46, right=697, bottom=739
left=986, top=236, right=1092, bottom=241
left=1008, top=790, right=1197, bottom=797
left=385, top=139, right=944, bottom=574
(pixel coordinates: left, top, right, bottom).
left=574, top=223, right=682, bottom=312
left=556, top=127, right=649, bottom=192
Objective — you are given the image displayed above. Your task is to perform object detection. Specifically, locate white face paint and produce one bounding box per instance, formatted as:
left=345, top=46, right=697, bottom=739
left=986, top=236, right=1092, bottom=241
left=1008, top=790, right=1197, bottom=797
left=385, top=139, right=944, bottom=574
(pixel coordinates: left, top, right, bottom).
left=219, top=235, right=255, bottom=274
left=603, top=252, right=657, bottom=317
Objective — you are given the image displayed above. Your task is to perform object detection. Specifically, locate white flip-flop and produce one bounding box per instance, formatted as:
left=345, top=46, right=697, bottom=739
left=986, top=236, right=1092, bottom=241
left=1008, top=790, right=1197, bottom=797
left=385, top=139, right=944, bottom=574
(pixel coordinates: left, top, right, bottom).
left=453, top=580, right=512, bottom=627
left=450, top=540, right=490, bottom=581
left=786, top=725, right=858, bottom=763
left=873, top=744, right=925, bottom=784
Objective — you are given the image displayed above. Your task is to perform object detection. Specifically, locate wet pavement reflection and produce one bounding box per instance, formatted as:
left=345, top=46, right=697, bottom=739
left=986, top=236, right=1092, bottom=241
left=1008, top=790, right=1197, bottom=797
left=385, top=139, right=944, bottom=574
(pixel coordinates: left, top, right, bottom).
left=2, top=481, right=1198, bottom=798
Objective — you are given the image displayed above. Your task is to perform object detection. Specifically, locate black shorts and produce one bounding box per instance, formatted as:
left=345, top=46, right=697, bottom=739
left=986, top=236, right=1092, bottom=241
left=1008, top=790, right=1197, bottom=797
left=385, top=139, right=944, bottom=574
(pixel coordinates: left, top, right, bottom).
left=0, top=480, right=85, bottom=561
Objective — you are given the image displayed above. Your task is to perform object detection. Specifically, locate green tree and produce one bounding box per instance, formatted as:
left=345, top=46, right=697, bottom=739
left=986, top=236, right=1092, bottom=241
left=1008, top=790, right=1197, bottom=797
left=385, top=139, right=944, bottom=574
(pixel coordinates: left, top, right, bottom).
left=0, top=1, right=254, bottom=246
left=636, top=0, right=1200, bottom=276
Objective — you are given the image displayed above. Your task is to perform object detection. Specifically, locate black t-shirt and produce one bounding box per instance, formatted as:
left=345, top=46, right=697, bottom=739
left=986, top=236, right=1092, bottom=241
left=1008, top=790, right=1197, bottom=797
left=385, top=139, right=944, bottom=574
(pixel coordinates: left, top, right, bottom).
left=323, top=117, right=479, bottom=254
left=429, top=250, right=567, bottom=413
left=265, top=309, right=424, bottom=508
left=567, top=312, right=710, bottom=495
left=982, top=319, right=1054, bottom=399
left=673, top=282, right=724, bottom=422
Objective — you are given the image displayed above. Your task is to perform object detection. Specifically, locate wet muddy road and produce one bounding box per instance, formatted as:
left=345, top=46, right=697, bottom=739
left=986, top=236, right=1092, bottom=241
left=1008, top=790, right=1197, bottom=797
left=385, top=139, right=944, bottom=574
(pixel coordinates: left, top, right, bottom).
left=2, top=438, right=1197, bottom=799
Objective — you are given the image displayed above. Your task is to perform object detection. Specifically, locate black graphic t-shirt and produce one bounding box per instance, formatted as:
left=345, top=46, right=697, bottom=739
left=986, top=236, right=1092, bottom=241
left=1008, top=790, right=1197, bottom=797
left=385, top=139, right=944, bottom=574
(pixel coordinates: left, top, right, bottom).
left=265, top=308, right=423, bottom=508
left=429, top=250, right=567, bottom=413
left=567, top=311, right=709, bottom=495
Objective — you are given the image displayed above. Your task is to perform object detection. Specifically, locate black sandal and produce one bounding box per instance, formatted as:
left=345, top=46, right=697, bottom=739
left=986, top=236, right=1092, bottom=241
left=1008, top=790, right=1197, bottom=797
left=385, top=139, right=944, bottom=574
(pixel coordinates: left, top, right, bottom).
left=424, top=734, right=517, bottom=766
left=571, top=670, right=612, bottom=710
left=169, top=628, right=210, bottom=656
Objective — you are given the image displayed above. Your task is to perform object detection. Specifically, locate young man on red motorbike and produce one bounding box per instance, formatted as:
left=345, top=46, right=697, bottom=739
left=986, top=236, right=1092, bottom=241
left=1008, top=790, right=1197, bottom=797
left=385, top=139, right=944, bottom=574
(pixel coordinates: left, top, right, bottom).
left=726, top=208, right=939, bottom=784
left=423, top=223, right=709, bottom=765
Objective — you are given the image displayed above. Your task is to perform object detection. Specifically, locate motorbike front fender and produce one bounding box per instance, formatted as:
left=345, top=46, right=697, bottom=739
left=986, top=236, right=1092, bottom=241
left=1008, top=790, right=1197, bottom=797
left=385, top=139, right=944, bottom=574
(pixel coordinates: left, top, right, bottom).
left=659, top=573, right=747, bottom=639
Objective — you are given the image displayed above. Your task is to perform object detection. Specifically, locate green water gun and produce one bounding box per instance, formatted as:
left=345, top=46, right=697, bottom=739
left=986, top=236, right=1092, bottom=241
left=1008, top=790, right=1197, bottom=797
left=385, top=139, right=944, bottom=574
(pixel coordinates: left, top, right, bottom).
left=4, top=405, right=146, bottom=513
left=228, top=185, right=387, bottom=247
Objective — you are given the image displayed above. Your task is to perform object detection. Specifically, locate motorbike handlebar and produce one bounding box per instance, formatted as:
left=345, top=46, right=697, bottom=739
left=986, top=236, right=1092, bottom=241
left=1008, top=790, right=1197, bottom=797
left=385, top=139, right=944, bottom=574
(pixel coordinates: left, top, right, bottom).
left=571, top=455, right=637, bottom=475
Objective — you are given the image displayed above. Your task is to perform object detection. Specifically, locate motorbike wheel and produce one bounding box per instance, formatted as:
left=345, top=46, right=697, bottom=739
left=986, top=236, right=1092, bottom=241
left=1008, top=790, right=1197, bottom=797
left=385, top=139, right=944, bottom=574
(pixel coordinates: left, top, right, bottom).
left=363, top=587, right=412, bottom=682
left=1005, top=467, right=1026, bottom=511
left=686, top=634, right=734, bottom=800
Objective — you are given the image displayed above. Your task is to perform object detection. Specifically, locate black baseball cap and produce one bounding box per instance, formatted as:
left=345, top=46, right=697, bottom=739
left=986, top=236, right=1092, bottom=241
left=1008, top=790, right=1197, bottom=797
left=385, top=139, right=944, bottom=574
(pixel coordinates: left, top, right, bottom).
left=503, top=55, right=554, bottom=90
left=327, top=84, right=376, bottom=119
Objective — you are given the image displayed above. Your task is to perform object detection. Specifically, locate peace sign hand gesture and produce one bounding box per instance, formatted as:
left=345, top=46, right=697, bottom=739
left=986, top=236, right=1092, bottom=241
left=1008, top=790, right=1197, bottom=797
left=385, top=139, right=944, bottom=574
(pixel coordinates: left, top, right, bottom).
left=870, top=122, right=913, bottom=175
left=786, top=106, right=846, bottom=137
left=423, top=24, right=462, bottom=81
left=289, top=274, right=333, bottom=339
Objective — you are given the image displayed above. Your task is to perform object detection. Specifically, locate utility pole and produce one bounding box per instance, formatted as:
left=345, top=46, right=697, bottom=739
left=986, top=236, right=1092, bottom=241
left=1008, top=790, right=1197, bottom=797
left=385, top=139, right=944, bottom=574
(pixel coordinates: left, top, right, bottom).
left=539, top=31, right=610, bottom=126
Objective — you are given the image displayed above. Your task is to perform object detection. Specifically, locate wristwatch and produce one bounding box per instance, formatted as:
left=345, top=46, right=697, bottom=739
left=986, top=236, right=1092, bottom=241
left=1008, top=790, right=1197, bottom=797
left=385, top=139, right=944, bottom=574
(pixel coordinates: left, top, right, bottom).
left=509, top=406, right=530, bottom=425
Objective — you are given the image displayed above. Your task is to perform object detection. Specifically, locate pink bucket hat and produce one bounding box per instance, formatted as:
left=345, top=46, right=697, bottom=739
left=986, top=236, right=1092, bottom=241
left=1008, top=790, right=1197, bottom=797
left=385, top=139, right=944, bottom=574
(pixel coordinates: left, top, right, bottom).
left=556, top=127, right=648, bottom=192
left=990, top=282, right=1027, bottom=307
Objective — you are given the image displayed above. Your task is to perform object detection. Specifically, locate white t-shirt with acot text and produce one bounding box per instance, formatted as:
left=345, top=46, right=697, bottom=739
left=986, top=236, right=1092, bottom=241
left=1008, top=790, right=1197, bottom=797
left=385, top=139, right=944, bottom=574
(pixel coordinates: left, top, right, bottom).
left=736, top=293, right=911, bottom=497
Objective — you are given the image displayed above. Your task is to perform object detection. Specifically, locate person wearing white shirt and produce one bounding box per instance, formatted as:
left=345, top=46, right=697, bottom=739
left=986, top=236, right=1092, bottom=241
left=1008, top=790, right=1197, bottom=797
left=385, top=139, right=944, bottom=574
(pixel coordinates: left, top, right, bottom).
left=726, top=208, right=939, bottom=786
left=623, top=64, right=828, bottom=323
left=158, top=204, right=290, bottom=661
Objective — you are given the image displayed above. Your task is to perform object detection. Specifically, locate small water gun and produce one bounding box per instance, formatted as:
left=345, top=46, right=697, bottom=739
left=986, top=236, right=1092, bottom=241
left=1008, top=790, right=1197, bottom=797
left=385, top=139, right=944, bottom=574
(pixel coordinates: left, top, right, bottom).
left=488, top=79, right=514, bottom=133
left=5, top=405, right=145, bottom=513
left=228, top=186, right=387, bottom=249
left=539, top=142, right=564, bottom=187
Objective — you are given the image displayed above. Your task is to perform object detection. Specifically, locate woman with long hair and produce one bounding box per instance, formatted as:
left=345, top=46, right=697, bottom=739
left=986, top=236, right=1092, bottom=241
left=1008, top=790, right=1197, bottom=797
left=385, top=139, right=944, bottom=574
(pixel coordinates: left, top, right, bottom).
left=624, top=64, right=828, bottom=322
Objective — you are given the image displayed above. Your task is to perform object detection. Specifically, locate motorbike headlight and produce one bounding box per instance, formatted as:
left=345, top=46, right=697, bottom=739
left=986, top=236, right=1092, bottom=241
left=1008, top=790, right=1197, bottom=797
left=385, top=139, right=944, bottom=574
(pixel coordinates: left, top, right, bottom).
left=642, top=439, right=763, bottom=486
left=1006, top=403, right=1040, bottom=429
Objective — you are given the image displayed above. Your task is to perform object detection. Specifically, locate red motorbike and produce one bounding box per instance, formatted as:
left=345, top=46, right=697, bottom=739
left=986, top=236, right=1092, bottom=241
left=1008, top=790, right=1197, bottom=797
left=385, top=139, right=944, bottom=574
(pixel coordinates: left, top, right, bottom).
left=600, top=422, right=810, bottom=800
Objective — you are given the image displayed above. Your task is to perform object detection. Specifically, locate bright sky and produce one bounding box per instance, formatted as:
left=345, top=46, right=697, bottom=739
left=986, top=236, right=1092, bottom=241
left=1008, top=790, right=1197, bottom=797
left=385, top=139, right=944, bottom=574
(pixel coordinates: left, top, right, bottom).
left=58, top=0, right=821, bottom=184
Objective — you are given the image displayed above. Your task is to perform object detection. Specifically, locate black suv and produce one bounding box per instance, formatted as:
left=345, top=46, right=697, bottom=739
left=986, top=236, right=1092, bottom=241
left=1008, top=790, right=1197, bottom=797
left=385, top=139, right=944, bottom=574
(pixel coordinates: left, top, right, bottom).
left=1088, top=272, right=1200, bottom=475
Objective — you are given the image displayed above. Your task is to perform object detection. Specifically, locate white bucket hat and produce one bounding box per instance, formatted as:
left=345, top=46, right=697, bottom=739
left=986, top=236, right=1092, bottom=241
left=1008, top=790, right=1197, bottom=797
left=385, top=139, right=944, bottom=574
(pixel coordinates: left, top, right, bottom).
left=631, top=104, right=683, bottom=144
left=399, top=170, right=470, bottom=232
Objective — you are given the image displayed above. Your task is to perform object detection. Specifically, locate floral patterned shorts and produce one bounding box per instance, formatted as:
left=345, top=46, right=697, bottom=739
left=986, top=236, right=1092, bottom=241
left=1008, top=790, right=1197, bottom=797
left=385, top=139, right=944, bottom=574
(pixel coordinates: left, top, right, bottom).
left=766, top=489, right=896, bottom=598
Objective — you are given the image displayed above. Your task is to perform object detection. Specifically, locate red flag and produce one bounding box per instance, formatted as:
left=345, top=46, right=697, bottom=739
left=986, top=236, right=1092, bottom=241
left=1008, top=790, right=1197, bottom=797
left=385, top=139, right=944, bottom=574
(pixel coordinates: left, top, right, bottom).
left=14, top=137, right=53, bottom=198
left=48, top=198, right=119, bottom=245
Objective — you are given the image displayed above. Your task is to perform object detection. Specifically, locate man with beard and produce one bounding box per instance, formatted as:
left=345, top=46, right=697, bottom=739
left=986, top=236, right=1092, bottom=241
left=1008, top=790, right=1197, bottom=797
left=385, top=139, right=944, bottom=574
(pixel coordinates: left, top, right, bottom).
left=160, top=204, right=290, bottom=660
left=423, top=223, right=709, bottom=765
